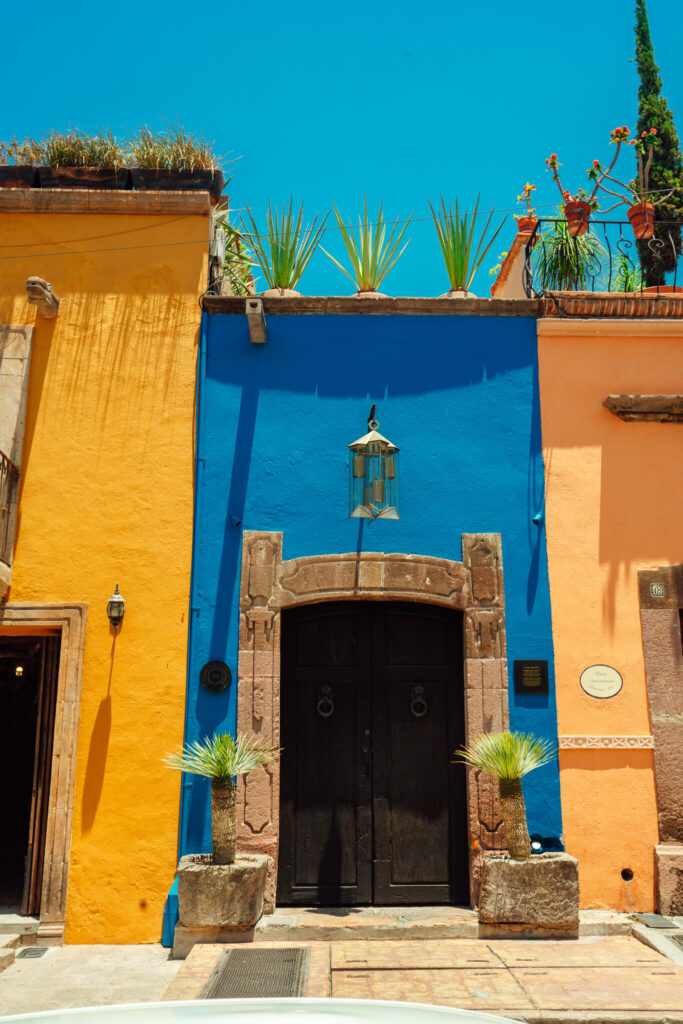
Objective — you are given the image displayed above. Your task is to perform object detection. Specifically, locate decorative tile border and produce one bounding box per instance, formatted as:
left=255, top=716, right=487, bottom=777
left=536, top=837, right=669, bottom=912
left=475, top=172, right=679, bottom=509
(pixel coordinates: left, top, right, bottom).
left=559, top=735, right=654, bottom=749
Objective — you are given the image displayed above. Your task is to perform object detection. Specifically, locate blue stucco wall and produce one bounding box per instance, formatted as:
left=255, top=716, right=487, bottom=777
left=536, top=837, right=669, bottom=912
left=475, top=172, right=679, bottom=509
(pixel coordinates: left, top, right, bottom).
left=180, top=311, right=563, bottom=864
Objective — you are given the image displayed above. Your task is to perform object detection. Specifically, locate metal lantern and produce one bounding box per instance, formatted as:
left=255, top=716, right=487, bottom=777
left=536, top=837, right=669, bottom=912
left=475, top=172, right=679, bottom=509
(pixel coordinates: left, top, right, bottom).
left=349, top=407, right=399, bottom=520
left=106, top=584, right=126, bottom=633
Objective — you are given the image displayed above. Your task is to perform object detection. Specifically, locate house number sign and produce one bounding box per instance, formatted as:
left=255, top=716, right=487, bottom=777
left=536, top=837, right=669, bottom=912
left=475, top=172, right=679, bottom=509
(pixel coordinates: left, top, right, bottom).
left=580, top=664, right=623, bottom=699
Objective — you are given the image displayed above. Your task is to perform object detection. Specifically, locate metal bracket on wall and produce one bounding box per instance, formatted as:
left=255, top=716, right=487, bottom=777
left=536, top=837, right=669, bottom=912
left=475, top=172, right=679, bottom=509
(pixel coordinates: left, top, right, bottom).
left=246, top=298, right=266, bottom=344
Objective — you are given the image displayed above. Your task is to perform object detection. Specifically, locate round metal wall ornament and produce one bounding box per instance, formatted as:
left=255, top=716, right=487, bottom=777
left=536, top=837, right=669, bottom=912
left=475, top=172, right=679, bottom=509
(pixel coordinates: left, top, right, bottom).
left=580, top=664, right=623, bottom=700
left=200, top=660, right=232, bottom=693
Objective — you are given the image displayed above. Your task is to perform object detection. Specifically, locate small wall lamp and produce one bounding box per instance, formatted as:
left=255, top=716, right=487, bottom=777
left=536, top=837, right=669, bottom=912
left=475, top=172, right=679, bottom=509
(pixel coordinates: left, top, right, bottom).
left=106, top=584, right=126, bottom=633
left=349, top=405, right=400, bottom=520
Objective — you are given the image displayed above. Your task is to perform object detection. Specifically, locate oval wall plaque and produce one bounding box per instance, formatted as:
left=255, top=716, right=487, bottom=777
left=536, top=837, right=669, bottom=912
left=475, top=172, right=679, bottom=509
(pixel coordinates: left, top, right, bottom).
left=580, top=664, right=623, bottom=699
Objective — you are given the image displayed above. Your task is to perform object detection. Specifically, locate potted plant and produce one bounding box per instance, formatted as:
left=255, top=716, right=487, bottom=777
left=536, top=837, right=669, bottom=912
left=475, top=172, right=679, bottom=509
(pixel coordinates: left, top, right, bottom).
left=164, top=732, right=279, bottom=955
left=530, top=217, right=606, bottom=292
left=127, top=123, right=225, bottom=204
left=456, top=731, right=579, bottom=936
left=29, top=129, right=130, bottom=189
left=321, top=196, right=411, bottom=297
left=242, top=198, right=328, bottom=296
left=0, top=138, right=38, bottom=189
left=430, top=195, right=506, bottom=297
left=590, top=126, right=677, bottom=239
left=515, top=183, right=537, bottom=232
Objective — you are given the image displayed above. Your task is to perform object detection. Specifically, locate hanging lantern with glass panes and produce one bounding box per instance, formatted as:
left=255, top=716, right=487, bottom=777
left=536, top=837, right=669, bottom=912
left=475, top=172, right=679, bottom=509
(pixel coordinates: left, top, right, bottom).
left=349, top=406, right=399, bottom=519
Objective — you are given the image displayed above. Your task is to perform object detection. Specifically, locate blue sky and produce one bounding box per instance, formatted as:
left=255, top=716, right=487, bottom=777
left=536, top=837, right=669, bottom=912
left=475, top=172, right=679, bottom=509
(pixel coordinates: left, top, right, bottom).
left=3, top=0, right=682, bottom=295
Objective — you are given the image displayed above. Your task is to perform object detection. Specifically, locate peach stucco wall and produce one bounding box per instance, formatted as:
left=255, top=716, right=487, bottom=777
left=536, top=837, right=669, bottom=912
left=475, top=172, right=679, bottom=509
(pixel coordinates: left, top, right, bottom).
left=538, top=319, right=682, bottom=911
left=0, top=208, right=207, bottom=941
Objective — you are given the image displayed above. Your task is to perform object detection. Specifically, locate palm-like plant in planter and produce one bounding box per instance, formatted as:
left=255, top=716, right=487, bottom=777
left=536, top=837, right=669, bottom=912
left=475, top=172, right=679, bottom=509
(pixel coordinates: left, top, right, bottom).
left=165, top=732, right=279, bottom=864
left=456, top=730, right=554, bottom=860
left=430, top=195, right=506, bottom=297
left=242, top=198, right=328, bottom=296
left=321, top=197, right=412, bottom=296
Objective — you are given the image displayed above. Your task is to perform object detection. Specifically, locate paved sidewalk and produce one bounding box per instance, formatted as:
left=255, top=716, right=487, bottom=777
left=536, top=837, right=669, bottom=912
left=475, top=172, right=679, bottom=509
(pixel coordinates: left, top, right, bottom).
left=165, top=936, right=683, bottom=1022
left=0, top=945, right=181, bottom=1015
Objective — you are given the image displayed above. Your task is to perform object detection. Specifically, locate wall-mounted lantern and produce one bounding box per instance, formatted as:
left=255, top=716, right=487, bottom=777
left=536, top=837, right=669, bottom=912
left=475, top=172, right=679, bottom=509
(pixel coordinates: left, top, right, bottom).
left=349, top=406, right=400, bottom=520
left=106, top=584, right=126, bottom=633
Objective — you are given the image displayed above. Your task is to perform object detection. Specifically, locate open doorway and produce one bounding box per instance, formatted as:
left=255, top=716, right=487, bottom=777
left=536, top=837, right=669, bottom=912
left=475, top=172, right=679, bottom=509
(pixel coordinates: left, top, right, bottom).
left=0, top=635, right=60, bottom=914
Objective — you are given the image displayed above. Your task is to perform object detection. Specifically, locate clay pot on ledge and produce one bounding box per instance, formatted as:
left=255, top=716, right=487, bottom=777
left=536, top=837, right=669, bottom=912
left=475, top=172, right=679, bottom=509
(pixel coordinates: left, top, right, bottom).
left=354, top=290, right=388, bottom=298
left=564, top=200, right=592, bottom=237
left=516, top=216, right=538, bottom=233
left=439, top=290, right=477, bottom=298
left=260, top=288, right=301, bottom=297
left=627, top=202, right=655, bottom=240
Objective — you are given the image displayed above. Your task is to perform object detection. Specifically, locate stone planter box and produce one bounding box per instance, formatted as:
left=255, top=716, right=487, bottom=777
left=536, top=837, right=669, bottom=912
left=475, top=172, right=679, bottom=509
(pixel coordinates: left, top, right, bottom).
left=172, top=852, right=268, bottom=959
left=478, top=852, right=579, bottom=939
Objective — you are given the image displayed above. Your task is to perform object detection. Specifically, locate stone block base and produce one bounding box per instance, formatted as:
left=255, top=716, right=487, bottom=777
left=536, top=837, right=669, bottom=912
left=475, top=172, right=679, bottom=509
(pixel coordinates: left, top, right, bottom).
left=479, top=852, right=579, bottom=937
left=171, top=923, right=255, bottom=960
left=655, top=844, right=683, bottom=916
left=177, top=853, right=268, bottom=929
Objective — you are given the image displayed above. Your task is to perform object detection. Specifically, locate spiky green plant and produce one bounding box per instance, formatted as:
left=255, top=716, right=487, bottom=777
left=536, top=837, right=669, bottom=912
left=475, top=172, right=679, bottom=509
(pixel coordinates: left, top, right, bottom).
left=321, top=197, right=411, bottom=294
left=213, top=203, right=255, bottom=296
left=165, top=732, right=279, bottom=863
left=455, top=731, right=554, bottom=860
left=430, top=195, right=506, bottom=293
left=531, top=219, right=606, bottom=292
left=242, top=199, right=328, bottom=292
left=611, top=253, right=643, bottom=292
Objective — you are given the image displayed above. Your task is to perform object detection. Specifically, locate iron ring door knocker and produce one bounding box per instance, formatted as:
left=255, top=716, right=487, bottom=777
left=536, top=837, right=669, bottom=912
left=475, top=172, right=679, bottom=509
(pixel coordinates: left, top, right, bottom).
left=410, top=685, right=428, bottom=718
left=317, top=684, right=334, bottom=718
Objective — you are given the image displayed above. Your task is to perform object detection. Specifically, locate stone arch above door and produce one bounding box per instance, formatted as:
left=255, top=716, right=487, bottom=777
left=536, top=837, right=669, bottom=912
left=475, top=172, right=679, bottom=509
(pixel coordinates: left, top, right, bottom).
left=237, top=532, right=510, bottom=910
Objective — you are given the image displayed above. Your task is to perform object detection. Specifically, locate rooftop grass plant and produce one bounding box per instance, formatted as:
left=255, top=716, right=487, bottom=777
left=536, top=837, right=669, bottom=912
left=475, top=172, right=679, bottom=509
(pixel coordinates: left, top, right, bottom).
left=165, top=732, right=279, bottom=864
left=321, top=197, right=412, bottom=294
left=126, top=123, right=222, bottom=170
left=242, top=198, right=328, bottom=293
left=430, top=195, right=506, bottom=294
left=455, top=730, right=555, bottom=860
left=14, top=128, right=126, bottom=167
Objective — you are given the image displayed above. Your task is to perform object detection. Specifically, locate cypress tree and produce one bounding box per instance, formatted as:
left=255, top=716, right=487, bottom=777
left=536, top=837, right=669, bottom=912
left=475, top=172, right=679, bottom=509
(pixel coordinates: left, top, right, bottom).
left=634, top=0, right=683, bottom=284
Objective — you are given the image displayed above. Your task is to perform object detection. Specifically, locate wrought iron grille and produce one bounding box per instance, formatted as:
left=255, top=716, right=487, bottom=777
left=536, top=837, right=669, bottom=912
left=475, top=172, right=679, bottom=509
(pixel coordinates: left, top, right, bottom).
left=523, top=219, right=681, bottom=298
left=0, top=450, right=19, bottom=565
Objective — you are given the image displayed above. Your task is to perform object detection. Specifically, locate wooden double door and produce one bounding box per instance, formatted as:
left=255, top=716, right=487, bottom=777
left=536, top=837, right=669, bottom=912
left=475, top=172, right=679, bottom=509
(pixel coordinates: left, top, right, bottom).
left=278, top=601, right=468, bottom=905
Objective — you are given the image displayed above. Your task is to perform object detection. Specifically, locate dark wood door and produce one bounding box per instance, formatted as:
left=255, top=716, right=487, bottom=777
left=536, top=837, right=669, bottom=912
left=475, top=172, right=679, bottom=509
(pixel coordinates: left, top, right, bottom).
left=278, top=602, right=467, bottom=905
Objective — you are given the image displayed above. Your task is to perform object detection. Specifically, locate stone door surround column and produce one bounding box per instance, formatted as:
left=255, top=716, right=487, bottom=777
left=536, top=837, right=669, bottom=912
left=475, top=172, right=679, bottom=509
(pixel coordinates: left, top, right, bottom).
left=238, top=533, right=510, bottom=911
left=639, top=564, right=683, bottom=915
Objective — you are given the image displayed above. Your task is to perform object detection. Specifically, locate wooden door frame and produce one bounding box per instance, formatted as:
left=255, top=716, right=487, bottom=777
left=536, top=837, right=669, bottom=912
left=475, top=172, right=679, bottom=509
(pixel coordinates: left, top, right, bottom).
left=238, top=533, right=510, bottom=911
left=0, top=603, right=87, bottom=941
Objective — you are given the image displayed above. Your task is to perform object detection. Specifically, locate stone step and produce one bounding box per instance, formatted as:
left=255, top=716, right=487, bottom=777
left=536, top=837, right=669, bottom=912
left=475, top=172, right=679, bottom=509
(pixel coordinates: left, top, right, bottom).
left=0, top=934, right=21, bottom=975
left=255, top=908, right=632, bottom=942
left=0, top=914, right=40, bottom=942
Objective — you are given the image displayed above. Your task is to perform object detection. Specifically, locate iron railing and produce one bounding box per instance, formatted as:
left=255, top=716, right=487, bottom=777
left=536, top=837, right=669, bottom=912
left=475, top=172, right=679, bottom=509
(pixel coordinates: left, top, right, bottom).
left=523, top=219, right=681, bottom=298
left=0, top=450, right=19, bottom=565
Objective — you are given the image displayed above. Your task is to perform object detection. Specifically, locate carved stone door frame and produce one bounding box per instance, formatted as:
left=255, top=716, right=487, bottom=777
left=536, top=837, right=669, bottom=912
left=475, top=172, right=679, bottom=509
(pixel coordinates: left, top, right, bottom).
left=238, top=533, right=510, bottom=910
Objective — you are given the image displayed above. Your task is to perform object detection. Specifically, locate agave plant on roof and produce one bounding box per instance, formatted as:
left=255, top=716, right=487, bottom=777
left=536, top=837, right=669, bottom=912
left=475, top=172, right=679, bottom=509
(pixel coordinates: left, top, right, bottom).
left=242, top=198, right=328, bottom=295
left=455, top=730, right=555, bottom=860
left=430, top=195, right=506, bottom=296
left=321, top=196, right=412, bottom=296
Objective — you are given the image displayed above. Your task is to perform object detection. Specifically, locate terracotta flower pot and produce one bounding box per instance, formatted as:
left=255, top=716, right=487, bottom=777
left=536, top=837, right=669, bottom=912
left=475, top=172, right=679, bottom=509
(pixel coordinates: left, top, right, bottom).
left=516, top=216, right=537, bottom=233
left=564, top=200, right=591, bottom=237
left=628, top=202, right=655, bottom=240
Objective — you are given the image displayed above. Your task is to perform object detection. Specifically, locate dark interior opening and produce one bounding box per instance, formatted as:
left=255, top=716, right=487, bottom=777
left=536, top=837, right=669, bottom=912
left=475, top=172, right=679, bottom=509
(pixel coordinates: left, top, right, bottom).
left=0, top=636, right=60, bottom=913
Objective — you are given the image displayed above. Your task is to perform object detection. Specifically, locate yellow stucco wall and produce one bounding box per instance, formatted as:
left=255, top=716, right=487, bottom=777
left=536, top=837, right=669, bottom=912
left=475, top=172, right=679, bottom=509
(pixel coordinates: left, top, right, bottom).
left=538, top=319, right=682, bottom=911
left=0, top=206, right=207, bottom=941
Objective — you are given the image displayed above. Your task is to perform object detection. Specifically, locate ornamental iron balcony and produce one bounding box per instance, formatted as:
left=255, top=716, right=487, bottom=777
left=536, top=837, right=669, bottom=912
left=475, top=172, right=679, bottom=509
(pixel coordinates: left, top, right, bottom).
left=523, top=219, right=681, bottom=298
left=0, top=450, right=19, bottom=565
